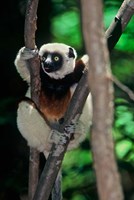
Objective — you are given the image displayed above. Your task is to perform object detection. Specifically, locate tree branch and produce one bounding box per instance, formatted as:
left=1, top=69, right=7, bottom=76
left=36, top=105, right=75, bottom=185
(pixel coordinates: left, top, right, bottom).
left=112, top=75, right=134, bottom=101
left=81, top=0, right=125, bottom=199
left=106, top=0, right=134, bottom=51
left=24, top=0, right=40, bottom=199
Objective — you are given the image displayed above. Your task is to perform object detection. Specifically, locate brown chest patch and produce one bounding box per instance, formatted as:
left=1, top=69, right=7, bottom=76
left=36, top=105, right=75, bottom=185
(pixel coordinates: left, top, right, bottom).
left=39, top=91, right=71, bottom=122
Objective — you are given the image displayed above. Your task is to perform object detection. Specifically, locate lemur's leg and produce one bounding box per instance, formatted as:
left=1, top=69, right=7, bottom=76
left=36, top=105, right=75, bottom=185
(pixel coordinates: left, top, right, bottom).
left=17, top=98, right=51, bottom=153
left=14, top=47, right=38, bottom=83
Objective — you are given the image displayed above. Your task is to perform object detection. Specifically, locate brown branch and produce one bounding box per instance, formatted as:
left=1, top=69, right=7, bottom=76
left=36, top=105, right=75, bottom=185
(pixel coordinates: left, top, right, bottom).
left=24, top=0, right=40, bottom=199
left=116, top=0, right=134, bottom=31
left=81, top=0, right=124, bottom=200
left=112, top=75, right=134, bottom=101
left=28, top=148, right=40, bottom=200
left=52, top=171, right=63, bottom=200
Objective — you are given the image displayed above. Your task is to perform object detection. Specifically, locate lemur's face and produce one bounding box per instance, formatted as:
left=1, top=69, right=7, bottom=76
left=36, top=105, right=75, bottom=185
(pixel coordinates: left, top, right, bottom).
left=39, top=43, right=77, bottom=79
left=40, top=51, right=63, bottom=73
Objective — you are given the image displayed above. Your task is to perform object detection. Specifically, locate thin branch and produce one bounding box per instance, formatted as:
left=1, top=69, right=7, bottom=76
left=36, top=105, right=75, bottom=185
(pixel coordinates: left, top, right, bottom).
left=112, top=75, right=134, bottom=101
left=24, top=0, right=40, bottom=199
left=24, top=0, right=38, bottom=49
left=81, top=0, right=124, bottom=199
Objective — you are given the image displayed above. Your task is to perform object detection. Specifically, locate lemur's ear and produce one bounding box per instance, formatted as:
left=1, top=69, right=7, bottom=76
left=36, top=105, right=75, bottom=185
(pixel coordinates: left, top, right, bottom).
left=68, top=47, right=75, bottom=58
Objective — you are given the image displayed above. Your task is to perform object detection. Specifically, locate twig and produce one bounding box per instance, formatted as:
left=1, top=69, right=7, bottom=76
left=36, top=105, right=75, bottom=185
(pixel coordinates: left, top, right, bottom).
left=112, top=75, right=134, bottom=101
left=24, top=0, right=40, bottom=199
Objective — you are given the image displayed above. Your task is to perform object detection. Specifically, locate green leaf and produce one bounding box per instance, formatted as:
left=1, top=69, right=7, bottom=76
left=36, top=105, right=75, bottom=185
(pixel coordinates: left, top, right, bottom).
left=116, top=140, right=132, bottom=159
left=125, top=121, right=134, bottom=135
left=63, top=149, right=92, bottom=169
left=115, top=17, right=134, bottom=52
left=104, top=7, right=118, bottom=29
left=51, top=10, right=82, bottom=48
left=115, top=112, right=133, bottom=127
left=72, top=194, right=87, bottom=200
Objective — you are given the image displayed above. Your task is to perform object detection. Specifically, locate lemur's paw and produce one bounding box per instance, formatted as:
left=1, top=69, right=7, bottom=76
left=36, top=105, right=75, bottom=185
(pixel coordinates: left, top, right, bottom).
left=49, top=129, right=62, bottom=144
left=64, top=122, right=75, bottom=135
left=18, top=46, right=38, bottom=60
left=81, top=54, right=89, bottom=73
left=81, top=54, right=89, bottom=65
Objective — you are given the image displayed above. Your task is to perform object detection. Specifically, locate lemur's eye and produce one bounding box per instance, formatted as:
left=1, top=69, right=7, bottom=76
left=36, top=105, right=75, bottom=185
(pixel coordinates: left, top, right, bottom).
left=54, top=56, right=59, bottom=61
left=42, top=56, right=46, bottom=61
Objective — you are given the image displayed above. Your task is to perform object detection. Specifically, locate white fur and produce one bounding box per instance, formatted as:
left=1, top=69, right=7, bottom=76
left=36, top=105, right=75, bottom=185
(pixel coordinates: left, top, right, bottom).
left=14, top=43, right=92, bottom=155
left=14, top=47, right=38, bottom=83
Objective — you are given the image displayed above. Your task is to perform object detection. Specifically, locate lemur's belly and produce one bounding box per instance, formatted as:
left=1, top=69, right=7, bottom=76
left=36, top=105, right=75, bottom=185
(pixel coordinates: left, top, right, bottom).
left=39, top=91, right=71, bottom=122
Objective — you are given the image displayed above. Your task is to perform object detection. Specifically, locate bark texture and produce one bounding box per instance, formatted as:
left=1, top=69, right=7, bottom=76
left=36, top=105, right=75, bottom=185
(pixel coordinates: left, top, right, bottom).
left=81, top=0, right=124, bottom=200
left=24, top=0, right=40, bottom=199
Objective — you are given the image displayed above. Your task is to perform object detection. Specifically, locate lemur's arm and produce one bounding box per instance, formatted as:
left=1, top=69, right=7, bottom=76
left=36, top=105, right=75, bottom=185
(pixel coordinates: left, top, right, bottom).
left=14, top=47, right=38, bottom=84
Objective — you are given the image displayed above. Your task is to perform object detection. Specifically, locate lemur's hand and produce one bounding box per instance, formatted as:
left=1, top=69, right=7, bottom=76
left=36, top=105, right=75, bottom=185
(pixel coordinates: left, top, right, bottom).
left=81, top=54, right=89, bottom=65
left=18, top=47, right=38, bottom=60
left=81, top=54, right=89, bottom=73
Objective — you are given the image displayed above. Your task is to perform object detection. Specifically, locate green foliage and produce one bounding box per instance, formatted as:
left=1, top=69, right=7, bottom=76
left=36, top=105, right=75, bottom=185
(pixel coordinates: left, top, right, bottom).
left=115, top=103, right=134, bottom=138
left=63, top=148, right=92, bottom=167
left=104, top=6, right=118, bottom=28
left=115, top=14, right=134, bottom=53
left=62, top=146, right=96, bottom=199
left=116, top=140, right=133, bottom=159
left=72, top=195, right=87, bottom=200
left=114, top=101, right=134, bottom=161
left=112, top=56, right=134, bottom=83
left=51, top=10, right=82, bottom=49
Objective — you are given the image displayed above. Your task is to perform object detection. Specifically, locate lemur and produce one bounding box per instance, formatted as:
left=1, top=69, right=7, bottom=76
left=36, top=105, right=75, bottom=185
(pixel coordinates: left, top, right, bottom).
left=14, top=43, right=92, bottom=157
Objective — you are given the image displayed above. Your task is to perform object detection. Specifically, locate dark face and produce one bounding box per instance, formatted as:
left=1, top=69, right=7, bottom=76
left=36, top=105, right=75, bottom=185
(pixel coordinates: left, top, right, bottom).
left=40, top=51, right=63, bottom=73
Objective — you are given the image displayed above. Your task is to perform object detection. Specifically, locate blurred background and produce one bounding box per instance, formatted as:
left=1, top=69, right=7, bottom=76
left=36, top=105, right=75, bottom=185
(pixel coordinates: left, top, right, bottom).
left=0, top=0, right=134, bottom=199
